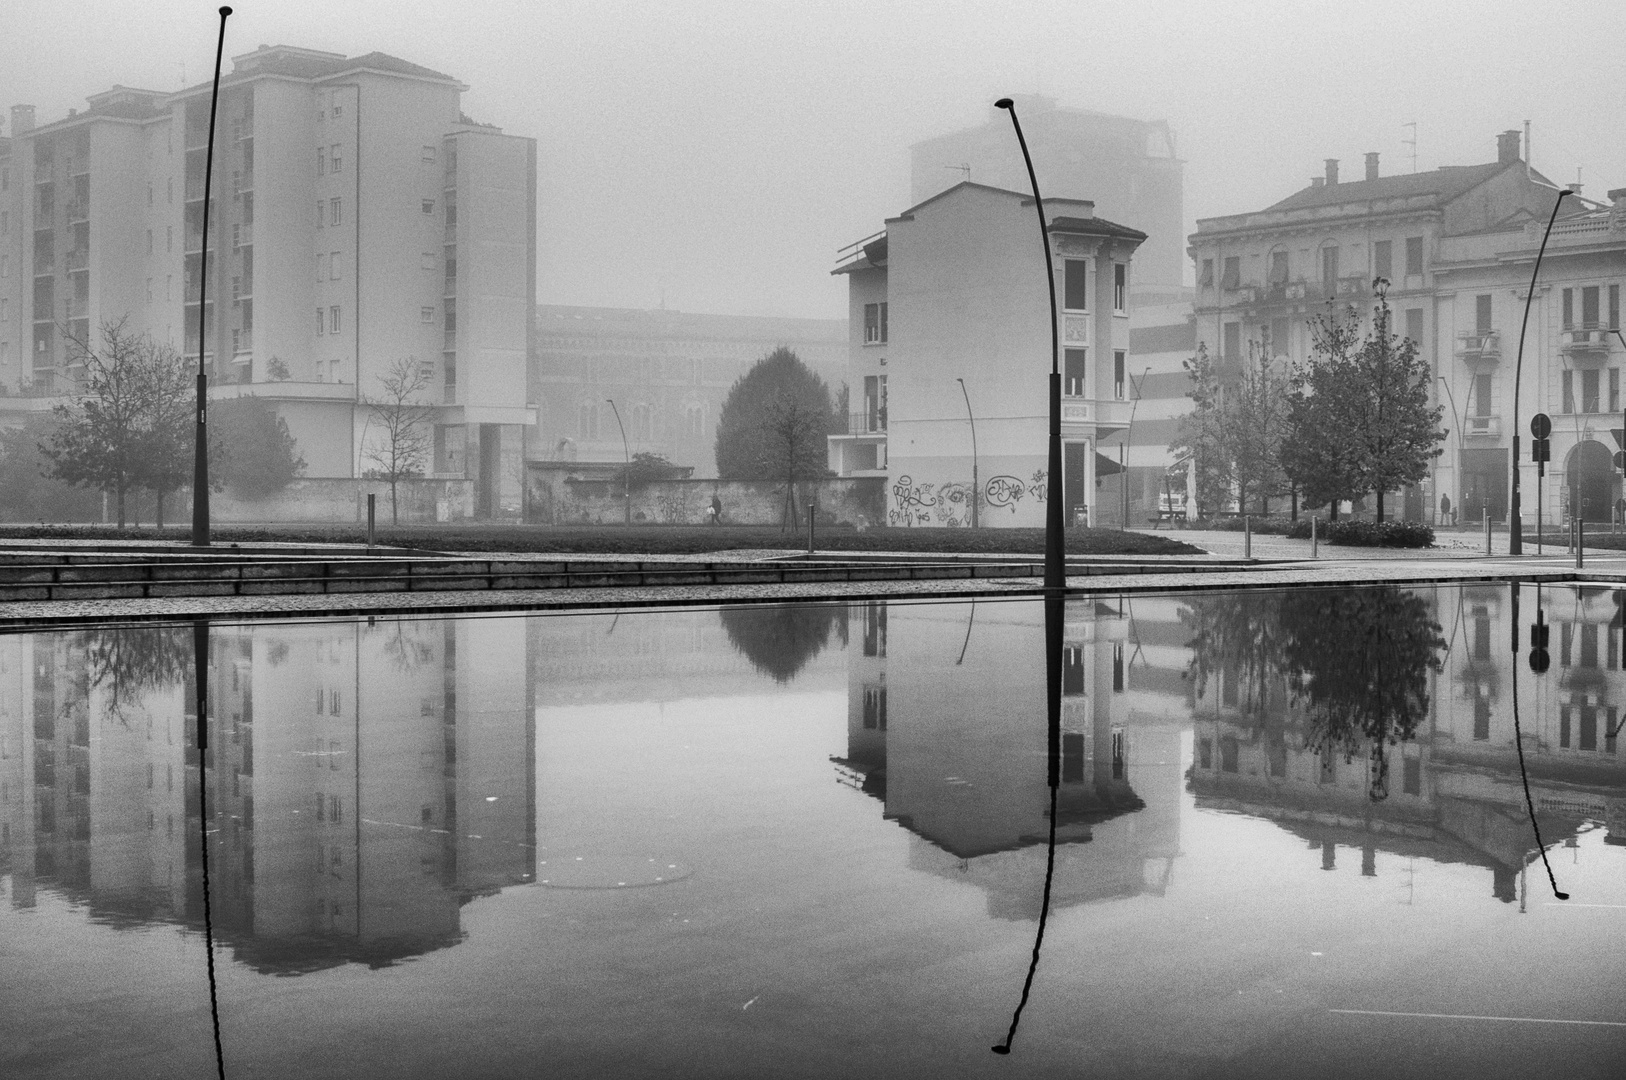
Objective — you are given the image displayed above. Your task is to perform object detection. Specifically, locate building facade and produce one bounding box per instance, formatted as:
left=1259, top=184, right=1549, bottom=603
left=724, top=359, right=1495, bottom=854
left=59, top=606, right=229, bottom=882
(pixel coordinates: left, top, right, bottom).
left=0, top=45, right=535, bottom=518
left=910, top=96, right=1185, bottom=293
left=829, top=181, right=1144, bottom=529
left=532, top=305, right=845, bottom=480
left=1187, top=131, right=1564, bottom=521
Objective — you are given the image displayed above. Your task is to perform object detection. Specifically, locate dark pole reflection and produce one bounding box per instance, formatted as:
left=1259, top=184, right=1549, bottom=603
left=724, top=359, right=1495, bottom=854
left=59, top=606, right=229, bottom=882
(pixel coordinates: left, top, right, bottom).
left=194, top=617, right=226, bottom=1078
left=991, top=591, right=1064, bottom=1055
left=1511, top=582, right=1569, bottom=900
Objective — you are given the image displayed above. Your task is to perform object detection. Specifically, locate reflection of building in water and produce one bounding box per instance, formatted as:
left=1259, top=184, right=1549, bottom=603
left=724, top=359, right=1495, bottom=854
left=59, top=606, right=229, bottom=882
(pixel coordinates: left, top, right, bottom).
left=835, top=599, right=1183, bottom=919
left=1186, top=584, right=1626, bottom=901
left=0, top=618, right=534, bottom=972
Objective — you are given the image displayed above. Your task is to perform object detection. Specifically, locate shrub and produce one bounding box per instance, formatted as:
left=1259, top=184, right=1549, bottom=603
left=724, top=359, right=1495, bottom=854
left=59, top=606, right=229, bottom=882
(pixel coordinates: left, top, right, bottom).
left=1287, top=518, right=1433, bottom=547
left=1203, top=515, right=1296, bottom=535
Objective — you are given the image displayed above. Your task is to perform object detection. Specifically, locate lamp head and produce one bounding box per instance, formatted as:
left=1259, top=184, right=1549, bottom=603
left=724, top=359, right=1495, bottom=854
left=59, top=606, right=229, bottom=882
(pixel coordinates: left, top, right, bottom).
left=994, top=98, right=1014, bottom=110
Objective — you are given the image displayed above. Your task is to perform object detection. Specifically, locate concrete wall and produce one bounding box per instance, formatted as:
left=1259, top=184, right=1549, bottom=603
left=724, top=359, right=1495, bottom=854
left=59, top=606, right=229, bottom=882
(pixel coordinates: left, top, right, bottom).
left=526, top=472, right=885, bottom=527
left=213, top=475, right=473, bottom=523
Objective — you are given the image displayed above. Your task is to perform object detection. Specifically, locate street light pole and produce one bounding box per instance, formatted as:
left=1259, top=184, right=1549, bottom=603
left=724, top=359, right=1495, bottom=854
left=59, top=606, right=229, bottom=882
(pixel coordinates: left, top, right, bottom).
left=1122, top=366, right=1150, bottom=529
left=1437, top=375, right=1461, bottom=525
left=995, top=97, right=1064, bottom=593
left=956, top=377, right=979, bottom=528
left=606, top=398, right=630, bottom=525
left=192, top=7, right=232, bottom=547
left=1510, top=188, right=1575, bottom=554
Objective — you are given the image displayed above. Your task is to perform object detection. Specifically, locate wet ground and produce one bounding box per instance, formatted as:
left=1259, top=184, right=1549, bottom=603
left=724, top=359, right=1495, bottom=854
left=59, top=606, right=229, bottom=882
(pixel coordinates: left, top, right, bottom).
left=2, top=585, right=1623, bottom=1078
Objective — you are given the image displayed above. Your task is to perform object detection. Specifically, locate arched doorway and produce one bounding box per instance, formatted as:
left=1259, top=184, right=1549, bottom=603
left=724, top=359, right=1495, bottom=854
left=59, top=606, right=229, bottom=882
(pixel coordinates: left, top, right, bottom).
left=1565, top=440, right=1618, bottom=524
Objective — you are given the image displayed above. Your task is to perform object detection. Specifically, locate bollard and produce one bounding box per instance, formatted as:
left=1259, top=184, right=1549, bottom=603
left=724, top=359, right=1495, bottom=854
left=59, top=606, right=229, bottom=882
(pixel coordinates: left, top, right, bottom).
left=1311, top=516, right=1318, bottom=559
left=807, top=502, right=816, bottom=554
left=1486, top=514, right=1492, bottom=555
left=1244, top=516, right=1251, bottom=560
left=1577, top=519, right=1584, bottom=570
left=367, top=493, right=376, bottom=549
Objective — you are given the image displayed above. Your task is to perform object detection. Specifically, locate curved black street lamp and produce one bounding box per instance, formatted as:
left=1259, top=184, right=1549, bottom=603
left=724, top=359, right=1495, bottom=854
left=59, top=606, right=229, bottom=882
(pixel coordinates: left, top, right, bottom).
left=191, top=7, right=232, bottom=546
left=956, top=377, right=979, bottom=528
left=606, top=399, right=631, bottom=525
left=1509, top=188, right=1575, bottom=554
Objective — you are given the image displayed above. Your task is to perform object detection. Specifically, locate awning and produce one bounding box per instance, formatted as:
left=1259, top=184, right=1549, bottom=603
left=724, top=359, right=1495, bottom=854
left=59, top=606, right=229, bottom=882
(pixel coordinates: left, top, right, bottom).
left=1095, top=451, right=1124, bottom=477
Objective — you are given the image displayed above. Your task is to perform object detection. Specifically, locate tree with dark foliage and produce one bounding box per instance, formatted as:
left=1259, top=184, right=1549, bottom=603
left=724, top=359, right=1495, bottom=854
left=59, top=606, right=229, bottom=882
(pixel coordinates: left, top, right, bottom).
left=714, top=347, right=835, bottom=526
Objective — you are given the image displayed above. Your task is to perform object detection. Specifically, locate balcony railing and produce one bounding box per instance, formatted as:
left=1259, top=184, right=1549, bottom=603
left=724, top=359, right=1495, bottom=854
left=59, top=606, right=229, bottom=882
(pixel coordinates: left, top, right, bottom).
left=1466, top=415, right=1502, bottom=439
left=1455, top=330, right=1500, bottom=362
left=1561, top=325, right=1616, bottom=358
left=840, top=411, right=887, bottom=435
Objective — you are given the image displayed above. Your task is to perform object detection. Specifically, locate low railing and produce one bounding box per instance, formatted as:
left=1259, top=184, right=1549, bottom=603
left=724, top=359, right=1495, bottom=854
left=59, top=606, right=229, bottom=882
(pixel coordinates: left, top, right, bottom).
left=1560, top=325, right=1616, bottom=356
left=841, top=411, right=887, bottom=435
left=1455, top=330, right=1500, bottom=361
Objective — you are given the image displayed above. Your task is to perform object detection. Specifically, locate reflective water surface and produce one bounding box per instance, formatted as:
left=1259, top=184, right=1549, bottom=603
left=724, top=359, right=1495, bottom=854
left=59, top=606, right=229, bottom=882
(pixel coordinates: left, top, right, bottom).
left=2, top=585, right=1624, bottom=1078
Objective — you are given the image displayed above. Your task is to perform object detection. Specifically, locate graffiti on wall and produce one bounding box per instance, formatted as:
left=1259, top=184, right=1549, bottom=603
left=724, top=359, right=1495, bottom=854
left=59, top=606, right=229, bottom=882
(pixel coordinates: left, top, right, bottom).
left=935, top=482, right=972, bottom=527
left=1029, top=469, right=1047, bottom=501
left=984, top=475, right=1026, bottom=513
left=889, top=475, right=938, bottom=527
left=655, top=492, right=691, bottom=524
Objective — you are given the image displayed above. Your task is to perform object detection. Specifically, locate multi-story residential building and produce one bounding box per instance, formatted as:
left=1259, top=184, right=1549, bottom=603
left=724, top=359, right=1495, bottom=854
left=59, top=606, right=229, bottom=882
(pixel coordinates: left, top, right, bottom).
left=1431, top=189, right=1626, bottom=525
left=1187, top=131, right=1563, bottom=520
left=533, top=305, right=846, bottom=479
left=0, top=45, right=535, bottom=518
left=910, top=96, right=1186, bottom=293
left=829, top=181, right=1144, bottom=529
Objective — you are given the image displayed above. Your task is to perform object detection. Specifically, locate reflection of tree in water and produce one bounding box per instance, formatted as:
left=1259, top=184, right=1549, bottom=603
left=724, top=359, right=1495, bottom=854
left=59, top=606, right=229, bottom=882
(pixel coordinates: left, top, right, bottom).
left=370, top=619, right=437, bottom=673
left=77, top=624, right=193, bottom=723
left=1184, top=587, right=1446, bottom=799
left=719, top=604, right=840, bottom=683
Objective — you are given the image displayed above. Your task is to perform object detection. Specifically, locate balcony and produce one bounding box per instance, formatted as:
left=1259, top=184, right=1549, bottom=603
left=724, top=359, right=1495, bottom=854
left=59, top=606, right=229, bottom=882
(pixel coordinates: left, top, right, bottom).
left=1061, top=398, right=1135, bottom=429
left=842, top=410, right=887, bottom=435
left=1335, top=275, right=1369, bottom=298
left=1465, top=415, right=1502, bottom=439
left=1560, top=325, right=1615, bottom=363
left=1455, top=330, right=1500, bottom=365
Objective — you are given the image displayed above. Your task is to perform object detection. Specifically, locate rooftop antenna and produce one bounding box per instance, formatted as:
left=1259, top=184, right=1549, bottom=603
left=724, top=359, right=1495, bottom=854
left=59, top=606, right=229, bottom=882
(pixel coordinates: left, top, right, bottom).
left=944, top=163, right=971, bottom=183
left=1524, top=119, right=1532, bottom=182
left=1402, top=121, right=1417, bottom=173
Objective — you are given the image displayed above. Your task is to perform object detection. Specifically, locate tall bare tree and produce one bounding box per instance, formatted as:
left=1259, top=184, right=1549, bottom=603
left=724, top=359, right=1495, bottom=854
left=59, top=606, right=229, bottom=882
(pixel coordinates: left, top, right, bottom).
left=362, top=357, right=436, bottom=524
left=760, top=392, right=832, bottom=529
left=42, top=319, right=193, bottom=527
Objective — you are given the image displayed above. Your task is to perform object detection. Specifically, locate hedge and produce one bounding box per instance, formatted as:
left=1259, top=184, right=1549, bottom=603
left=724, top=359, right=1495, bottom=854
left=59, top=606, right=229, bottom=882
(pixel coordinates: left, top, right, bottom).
left=1285, top=518, right=1434, bottom=548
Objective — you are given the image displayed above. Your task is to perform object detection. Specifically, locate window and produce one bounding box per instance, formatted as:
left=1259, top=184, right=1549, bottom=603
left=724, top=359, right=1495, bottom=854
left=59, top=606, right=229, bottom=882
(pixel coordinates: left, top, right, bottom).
left=314, top=200, right=323, bottom=229
left=331, top=100, right=342, bottom=119
left=1113, top=350, right=1126, bottom=400
left=1064, top=259, right=1089, bottom=309
left=1113, top=263, right=1127, bottom=312
left=1583, top=368, right=1599, bottom=414
left=1223, top=321, right=1241, bottom=362
left=1609, top=284, right=1621, bottom=330
left=1405, top=236, right=1424, bottom=276
left=1266, top=250, right=1288, bottom=284
left=422, top=199, right=435, bottom=215
left=1612, top=368, right=1620, bottom=413
left=685, top=403, right=704, bottom=438
left=1475, top=294, right=1492, bottom=334
left=1562, top=370, right=1574, bottom=414
left=329, top=144, right=341, bottom=172
left=146, top=279, right=152, bottom=305
left=329, top=689, right=340, bottom=716
left=879, top=301, right=887, bottom=342
left=316, top=253, right=327, bottom=281
left=578, top=400, right=599, bottom=439
left=421, top=252, right=436, bottom=270
left=1199, top=258, right=1214, bottom=287
left=166, top=275, right=172, bottom=301
left=330, top=252, right=341, bottom=280
left=1064, top=348, right=1086, bottom=396
left=1270, top=317, right=1289, bottom=357
left=422, top=145, right=437, bottom=163
left=862, top=685, right=887, bottom=729
left=1582, top=285, right=1600, bottom=328
left=420, top=306, right=435, bottom=324
left=329, top=197, right=341, bottom=227
left=863, top=302, right=883, bottom=344
left=1563, top=287, right=1574, bottom=330
left=1220, top=256, right=1240, bottom=291
left=1405, top=308, right=1423, bottom=348
left=316, top=307, right=324, bottom=336
left=316, top=147, right=325, bottom=175
left=330, top=305, right=340, bottom=334
left=1403, top=757, right=1421, bottom=796
left=1373, top=239, right=1392, bottom=280
left=1062, top=645, right=1084, bottom=695
left=1321, top=245, right=1339, bottom=285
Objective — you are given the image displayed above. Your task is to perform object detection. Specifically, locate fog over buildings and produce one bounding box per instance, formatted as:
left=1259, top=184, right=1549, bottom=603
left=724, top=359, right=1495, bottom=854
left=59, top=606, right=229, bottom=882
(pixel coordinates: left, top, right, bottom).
left=3, top=0, right=1620, bottom=320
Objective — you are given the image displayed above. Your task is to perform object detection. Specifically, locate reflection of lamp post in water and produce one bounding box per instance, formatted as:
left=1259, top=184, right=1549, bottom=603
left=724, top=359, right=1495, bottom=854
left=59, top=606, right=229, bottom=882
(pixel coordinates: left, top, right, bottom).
left=956, top=378, right=979, bottom=528
left=606, top=399, right=630, bottom=525
left=1121, top=367, right=1151, bottom=529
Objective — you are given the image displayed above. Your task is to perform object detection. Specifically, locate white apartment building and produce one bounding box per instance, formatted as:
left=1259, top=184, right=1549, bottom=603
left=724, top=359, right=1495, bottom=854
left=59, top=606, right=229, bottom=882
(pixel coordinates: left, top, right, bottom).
left=829, top=181, right=1144, bottom=529
left=0, top=45, right=535, bottom=518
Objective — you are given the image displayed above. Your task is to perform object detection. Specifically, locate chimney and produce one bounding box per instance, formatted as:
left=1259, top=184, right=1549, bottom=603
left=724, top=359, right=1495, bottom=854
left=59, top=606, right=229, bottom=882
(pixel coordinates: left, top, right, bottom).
left=1324, top=159, right=1339, bottom=186
left=1365, top=152, right=1380, bottom=181
left=1497, top=129, right=1521, bottom=165
left=10, top=104, right=35, bottom=134
left=1608, top=188, right=1626, bottom=207
left=1310, top=177, right=1325, bottom=189
left=1568, top=181, right=1584, bottom=196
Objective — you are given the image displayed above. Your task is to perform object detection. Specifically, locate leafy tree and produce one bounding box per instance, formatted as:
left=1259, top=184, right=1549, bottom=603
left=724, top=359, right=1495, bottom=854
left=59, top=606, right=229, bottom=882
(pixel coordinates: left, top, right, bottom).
left=362, top=358, right=436, bottom=525
left=211, top=397, right=305, bottom=500
left=1173, top=340, right=1291, bottom=516
left=1285, top=287, right=1445, bottom=521
left=42, top=319, right=193, bottom=527
left=0, top=418, right=102, bottom=522
left=714, top=347, right=835, bottom=498
left=619, top=451, right=686, bottom=487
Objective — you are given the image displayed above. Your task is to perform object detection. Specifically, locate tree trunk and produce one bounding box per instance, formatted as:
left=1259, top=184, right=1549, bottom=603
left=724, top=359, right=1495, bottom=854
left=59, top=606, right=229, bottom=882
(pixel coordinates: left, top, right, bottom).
left=116, top=481, right=126, bottom=528
left=156, top=489, right=166, bottom=529
left=1330, top=501, right=1340, bottom=522
left=1375, top=490, right=1385, bottom=523
left=390, top=479, right=400, bottom=525
left=1291, top=488, right=1299, bottom=522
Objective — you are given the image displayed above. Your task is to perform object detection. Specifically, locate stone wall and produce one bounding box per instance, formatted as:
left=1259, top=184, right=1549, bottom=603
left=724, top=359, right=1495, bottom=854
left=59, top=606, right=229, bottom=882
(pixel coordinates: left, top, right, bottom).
left=213, top=477, right=475, bottom=524
left=526, top=472, right=886, bottom=528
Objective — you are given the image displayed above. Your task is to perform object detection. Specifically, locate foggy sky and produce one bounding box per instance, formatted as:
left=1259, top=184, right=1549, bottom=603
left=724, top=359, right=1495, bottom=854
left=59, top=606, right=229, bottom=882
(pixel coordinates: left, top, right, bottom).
left=4, top=0, right=1622, bottom=320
